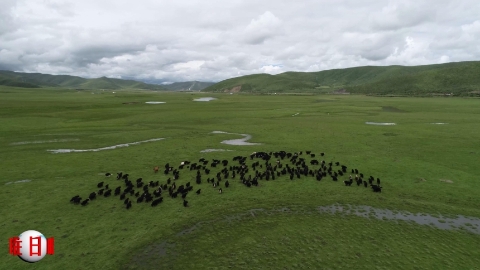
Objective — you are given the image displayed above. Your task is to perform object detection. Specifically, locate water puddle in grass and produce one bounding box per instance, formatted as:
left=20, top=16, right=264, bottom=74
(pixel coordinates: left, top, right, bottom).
left=317, top=204, right=480, bottom=234
left=47, top=138, right=165, bottom=153
left=211, top=131, right=262, bottom=146
left=366, top=122, right=396, bottom=126
left=193, top=97, right=217, bottom=102
left=145, top=101, right=166, bottom=104
left=200, top=149, right=234, bottom=153
left=174, top=205, right=480, bottom=237
left=10, top=139, right=80, bottom=145
left=5, top=179, right=32, bottom=185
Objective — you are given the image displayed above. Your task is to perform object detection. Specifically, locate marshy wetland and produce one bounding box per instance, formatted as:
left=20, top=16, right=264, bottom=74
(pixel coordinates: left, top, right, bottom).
left=1, top=87, right=480, bottom=269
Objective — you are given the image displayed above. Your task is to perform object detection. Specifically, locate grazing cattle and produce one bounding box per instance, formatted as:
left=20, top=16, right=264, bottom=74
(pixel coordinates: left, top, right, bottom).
left=104, top=190, right=112, bottom=197
left=72, top=151, right=386, bottom=211
left=356, top=179, right=362, bottom=186
left=81, top=199, right=89, bottom=206
left=70, top=195, right=81, bottom=204
left=343, top=179, right=353, bottom=186
left=151, top=198, right=163, bottom=207
left=89, top=192, right=97, bottom=200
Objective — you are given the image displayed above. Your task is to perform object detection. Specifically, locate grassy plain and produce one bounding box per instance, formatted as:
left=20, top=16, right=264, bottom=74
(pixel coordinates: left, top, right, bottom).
left=1, top=86, right=480, bottom=269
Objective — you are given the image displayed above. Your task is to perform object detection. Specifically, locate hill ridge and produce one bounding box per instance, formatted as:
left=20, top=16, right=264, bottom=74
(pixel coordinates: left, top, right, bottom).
left=0, top=70, right=168, bottom=90
left=202, top=61, right=480, bottom=96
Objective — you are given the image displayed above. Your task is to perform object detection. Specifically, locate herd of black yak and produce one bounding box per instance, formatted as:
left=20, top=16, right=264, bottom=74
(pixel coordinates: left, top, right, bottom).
left=69, top=151, right=383, bottom=209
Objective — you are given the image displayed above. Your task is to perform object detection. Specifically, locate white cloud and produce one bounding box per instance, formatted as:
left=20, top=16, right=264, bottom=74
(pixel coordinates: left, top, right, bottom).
left=260, top=65, right=283, bottom=74
left=243, top=11, right=282, bottom=44
left=0, top=0, right=479, bottom=82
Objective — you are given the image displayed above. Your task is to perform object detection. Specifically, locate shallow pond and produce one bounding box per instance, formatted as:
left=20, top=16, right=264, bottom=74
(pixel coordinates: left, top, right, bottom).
left=365, top=122, right=396, bottom=126
left=193, top=97, right=217, bottom=102
left=211, top=131, right=262, bottom=146
left=47, top=138, right=165, bottom=153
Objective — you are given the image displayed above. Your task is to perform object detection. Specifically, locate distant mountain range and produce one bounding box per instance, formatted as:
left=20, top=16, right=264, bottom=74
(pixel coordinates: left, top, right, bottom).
left=0, top=70, right=214, bottom=91
left=161, top=81, right=215, bottom=91
left=202, top=61, right=480, bottom=96
left=3, top=60, right=480, bottom=96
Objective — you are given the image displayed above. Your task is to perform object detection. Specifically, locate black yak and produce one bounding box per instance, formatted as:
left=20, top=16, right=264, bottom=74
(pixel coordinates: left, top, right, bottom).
left=81, top=199, right=89, bottom=206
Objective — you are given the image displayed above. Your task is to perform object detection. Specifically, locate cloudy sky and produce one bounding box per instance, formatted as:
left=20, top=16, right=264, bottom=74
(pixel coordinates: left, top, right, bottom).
left=1, top=0, right=479, bottom=83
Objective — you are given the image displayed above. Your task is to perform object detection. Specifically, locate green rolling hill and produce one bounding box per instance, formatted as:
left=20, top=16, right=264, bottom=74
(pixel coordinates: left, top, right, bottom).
left=0, top=71, right=167, bottom=90
left=202, top=61, right=480, bottom=96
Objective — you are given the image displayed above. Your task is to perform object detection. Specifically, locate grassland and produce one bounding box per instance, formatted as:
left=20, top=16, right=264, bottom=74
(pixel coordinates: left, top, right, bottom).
left=1, top=86, right=480, bottom=269
left=203, top=61, right=480, bottom=96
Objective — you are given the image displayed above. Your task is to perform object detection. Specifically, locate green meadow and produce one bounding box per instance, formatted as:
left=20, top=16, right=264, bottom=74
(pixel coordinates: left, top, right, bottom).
left=1, top=86, right=480, bottom=269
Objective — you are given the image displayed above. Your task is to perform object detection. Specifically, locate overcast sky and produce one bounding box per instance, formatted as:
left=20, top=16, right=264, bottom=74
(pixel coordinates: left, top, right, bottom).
left=1, top=0, right=479, bottom=83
